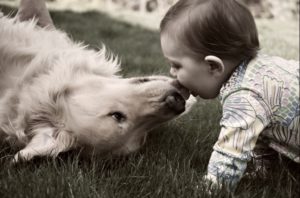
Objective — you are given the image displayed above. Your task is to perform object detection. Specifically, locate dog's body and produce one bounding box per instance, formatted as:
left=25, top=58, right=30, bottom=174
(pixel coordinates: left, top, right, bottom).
left=0, top=14, right=193, bottom=162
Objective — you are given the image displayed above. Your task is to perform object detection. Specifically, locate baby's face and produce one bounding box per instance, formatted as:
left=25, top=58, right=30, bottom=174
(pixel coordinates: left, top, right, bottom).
left=160, top=33, right=222, bottom=99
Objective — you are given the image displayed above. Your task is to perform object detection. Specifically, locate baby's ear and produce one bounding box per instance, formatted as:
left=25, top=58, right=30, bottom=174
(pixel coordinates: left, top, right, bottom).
left=204, top=55, right=225, bottom=76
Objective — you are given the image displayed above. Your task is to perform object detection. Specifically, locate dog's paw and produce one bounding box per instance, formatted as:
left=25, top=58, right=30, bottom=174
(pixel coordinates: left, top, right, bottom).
left=11, top=150, right=32, bottom=164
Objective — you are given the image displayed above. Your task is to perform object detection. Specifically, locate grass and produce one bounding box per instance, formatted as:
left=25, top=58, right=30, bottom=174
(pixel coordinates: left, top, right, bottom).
left=0, top=5, right=299, bottom=198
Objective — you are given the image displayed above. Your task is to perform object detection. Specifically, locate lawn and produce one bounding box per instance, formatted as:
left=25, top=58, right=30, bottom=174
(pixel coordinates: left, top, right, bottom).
left=0, top=5, right=299, bottom=198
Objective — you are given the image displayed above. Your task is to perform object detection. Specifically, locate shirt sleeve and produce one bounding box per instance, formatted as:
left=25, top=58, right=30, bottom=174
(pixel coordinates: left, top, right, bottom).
left=206, top=90, right=271, bottom=191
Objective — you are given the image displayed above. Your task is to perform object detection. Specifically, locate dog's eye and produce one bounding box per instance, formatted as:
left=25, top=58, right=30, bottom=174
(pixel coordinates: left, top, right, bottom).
left=132, top=78, right=151, bottom=84
left=110, top=112, right=126, bottom=122
left=137, top=78, right=150, bottom=83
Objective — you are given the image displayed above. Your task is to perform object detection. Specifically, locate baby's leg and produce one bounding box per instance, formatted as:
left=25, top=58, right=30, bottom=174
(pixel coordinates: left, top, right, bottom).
left=247, top=137, right=278, bottom=179
left=16, top=0, right=54, bottom=28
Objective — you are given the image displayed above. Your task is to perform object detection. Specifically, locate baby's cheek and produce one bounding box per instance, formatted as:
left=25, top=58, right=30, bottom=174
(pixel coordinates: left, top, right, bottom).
left=177, top=73, right=194, bottom=90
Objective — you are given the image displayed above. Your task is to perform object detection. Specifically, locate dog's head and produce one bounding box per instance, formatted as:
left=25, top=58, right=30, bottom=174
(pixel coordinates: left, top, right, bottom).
left=61, top=75, right=194, bottom=155
left=1, top=14, right=196, bottom=159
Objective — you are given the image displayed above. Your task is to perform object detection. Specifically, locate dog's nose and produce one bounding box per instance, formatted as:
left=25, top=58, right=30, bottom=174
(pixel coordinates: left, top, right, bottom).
left=165, top=91, right=185, bottom=113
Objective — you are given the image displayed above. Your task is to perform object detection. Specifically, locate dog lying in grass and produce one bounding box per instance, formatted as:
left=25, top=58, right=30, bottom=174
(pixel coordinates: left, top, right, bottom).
left=0, top=0, right=195, bottom=163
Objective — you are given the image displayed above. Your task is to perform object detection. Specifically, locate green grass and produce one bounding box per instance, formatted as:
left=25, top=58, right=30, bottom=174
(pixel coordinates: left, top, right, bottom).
left=0, top=5, right=299, bottom=198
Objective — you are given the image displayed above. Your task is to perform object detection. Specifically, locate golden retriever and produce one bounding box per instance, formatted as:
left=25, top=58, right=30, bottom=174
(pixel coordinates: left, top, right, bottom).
left=0, top=1, right=195, bottom=162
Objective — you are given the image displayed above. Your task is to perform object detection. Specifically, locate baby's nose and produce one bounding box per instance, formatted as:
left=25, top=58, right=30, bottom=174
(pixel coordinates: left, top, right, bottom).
left=171, top=80, right=190, bottom=100
left=169, top=67, right=177, bottom=78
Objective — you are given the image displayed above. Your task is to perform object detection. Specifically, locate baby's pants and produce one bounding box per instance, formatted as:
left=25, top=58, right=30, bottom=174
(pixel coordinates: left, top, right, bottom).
left=251, top=126, right=300, bottom=177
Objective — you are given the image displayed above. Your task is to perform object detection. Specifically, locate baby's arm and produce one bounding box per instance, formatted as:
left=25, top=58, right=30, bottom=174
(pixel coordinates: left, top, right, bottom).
left=205, top=91, right=271, bottom=191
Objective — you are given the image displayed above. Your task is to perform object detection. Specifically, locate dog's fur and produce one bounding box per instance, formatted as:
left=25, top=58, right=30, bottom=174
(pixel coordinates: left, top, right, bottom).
left=0, top=12, right=194, bottom=162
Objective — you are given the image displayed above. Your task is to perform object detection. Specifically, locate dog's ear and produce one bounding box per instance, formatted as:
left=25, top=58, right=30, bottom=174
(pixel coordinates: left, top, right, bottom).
left=12, top=84, right=75, bottom=163
left=12, top=105, right=75, bottom=163
left=12, top=126, right=76, bottom=163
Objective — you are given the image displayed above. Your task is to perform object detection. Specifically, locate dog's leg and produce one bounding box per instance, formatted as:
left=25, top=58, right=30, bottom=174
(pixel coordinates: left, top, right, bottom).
left=16, top=0, right=54, bottom=28
left=12, top=127, right=76, bottom=163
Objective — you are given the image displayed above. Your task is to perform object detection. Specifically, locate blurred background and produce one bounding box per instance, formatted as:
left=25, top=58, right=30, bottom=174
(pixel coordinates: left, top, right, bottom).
left=0, top=0, right=299, bottom=30
left=0, top=1, right=299, bottom=197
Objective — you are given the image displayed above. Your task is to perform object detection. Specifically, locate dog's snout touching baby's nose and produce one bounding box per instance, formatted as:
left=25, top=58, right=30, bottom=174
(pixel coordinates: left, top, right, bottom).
left=165, top=91, right=185, bottom=113
left=171, top=80, right=190, bottom=100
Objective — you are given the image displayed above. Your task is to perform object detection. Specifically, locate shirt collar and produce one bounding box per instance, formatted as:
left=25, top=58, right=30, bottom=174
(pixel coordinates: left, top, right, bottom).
left=219, top=59, right=249, bottom=98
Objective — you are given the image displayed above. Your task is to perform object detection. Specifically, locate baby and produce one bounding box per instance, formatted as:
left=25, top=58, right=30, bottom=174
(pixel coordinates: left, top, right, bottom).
left=160, top=0, right=299, bottom=191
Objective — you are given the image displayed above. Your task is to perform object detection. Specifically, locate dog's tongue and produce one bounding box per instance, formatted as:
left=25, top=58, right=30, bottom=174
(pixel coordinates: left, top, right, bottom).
left=171, top=80, right=190, bottom=100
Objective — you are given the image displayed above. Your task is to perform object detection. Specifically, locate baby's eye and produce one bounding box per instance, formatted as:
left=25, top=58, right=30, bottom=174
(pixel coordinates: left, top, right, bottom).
left=170, top=63, right=181, bottom=70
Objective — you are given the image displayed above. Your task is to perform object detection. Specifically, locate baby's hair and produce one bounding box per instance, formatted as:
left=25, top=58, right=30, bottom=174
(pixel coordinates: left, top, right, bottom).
left=160, top=0, right=260, bottom=61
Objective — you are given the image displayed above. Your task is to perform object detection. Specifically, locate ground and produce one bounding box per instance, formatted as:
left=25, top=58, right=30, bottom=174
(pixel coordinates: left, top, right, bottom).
left=0, top=5, right=299, bottom=198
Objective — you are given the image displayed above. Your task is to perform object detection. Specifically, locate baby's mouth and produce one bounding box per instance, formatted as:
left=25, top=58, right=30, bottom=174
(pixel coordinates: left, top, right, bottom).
left=190, top=91, right=198, bottom=97
left=171, top=80, right=190, bottom=100
left=179, top=88, right=190, bottom=100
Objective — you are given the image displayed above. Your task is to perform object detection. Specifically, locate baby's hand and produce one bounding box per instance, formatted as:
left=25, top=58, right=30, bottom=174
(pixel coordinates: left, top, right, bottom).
left=202, top=173, right=239, bottom=196
left=203, top=174, right=222, bottom=193
left=193, top=174, right=224, bottom=196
